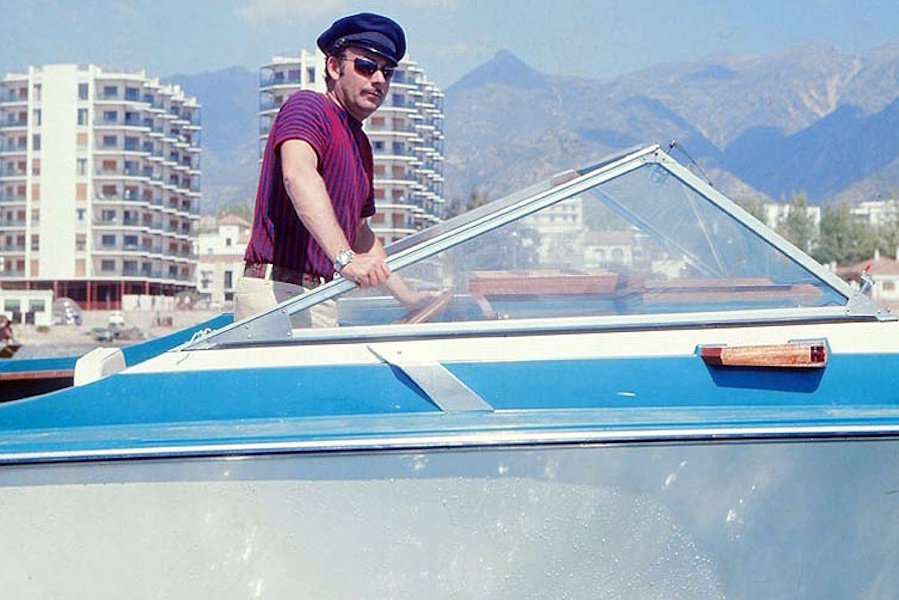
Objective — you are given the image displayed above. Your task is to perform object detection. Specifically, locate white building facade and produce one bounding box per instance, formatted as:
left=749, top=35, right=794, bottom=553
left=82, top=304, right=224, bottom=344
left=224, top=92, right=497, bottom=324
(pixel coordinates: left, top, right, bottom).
left=196, top=215, right=250, bottom=307
left=762, top=203, right=822, bottom=230
left=258, top=50, right=445, bottom=245
left=0, top=64, right=201, bottom=309
left=851, top=199, right=898, bottom=227
left=0, top=289, right=52, bottom=326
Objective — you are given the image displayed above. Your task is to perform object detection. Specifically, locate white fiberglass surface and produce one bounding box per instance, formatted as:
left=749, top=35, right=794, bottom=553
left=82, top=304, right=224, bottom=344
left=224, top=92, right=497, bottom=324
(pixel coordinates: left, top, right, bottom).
left=334, top=164, right=847, bottom=327
left=1, top=440, right=896, bottom=598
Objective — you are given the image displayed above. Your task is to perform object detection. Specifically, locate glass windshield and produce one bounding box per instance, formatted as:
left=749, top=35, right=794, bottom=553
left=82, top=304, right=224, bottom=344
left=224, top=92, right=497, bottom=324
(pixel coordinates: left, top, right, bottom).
left=328, top=163, right=846, bottom=327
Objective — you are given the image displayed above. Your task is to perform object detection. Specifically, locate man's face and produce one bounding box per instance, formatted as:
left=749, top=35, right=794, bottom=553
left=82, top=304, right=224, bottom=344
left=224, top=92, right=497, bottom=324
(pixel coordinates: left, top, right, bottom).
left=328, top=46, right=392, bottom=121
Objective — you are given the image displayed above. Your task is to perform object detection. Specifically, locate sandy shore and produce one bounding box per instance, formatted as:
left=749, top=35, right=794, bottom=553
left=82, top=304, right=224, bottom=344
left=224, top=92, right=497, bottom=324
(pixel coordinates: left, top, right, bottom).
left=9, top=310, right=227, bottom=358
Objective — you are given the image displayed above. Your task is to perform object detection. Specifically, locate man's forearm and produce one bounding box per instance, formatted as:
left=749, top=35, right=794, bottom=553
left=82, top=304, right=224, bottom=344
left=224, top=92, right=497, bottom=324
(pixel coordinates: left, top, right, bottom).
left=355, top=222, right=425, bottom=307
left=285, top=171, right=351, bottom=262
left=281, top=140, right=388, bottom=286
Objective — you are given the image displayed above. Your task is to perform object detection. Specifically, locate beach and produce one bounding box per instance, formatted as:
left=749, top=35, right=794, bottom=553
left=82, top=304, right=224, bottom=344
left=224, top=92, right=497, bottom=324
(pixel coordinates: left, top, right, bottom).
left=9, top=309, right=226, bottom=358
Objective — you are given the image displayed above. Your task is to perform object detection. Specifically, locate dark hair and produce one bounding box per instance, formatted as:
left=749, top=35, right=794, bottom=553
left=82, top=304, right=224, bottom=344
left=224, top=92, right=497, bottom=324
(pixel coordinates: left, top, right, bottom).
left=324, top=51, right=346, bottom=87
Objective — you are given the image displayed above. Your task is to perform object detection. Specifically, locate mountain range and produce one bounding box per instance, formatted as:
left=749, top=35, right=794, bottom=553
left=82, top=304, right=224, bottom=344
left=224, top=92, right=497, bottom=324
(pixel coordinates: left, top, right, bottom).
left=169, top=42, right=899, bottom=212
left=167, top=67, right=260, bottom=212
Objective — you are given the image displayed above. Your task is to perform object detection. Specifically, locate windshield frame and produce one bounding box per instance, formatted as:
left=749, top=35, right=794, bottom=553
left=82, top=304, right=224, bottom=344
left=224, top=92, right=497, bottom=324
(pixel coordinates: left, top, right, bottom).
left=187, top=145, right=887, bottom=350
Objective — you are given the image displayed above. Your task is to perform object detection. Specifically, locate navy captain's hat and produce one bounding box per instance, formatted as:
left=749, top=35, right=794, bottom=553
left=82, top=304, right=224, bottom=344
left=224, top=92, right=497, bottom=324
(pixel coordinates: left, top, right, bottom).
left=317, top=13, right=406, bottom=66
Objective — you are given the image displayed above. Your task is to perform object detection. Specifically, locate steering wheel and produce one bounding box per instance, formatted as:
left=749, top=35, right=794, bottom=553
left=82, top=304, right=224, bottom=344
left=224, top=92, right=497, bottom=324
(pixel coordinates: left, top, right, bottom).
left=394, top=289, right=454, bottom=324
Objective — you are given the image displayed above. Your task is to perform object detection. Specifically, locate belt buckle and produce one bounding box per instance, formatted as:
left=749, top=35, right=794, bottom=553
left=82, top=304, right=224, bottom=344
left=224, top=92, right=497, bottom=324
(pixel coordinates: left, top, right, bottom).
left=244, top=262, right=263, bottom=278
left=302, top=274, right=323, bottom=289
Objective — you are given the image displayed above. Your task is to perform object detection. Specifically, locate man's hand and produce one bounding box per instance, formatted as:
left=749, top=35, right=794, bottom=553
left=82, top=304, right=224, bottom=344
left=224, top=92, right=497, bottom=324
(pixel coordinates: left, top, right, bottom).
left=395, top=288, right=441, bottom=311
left=339, top=254, right=391, bottom=287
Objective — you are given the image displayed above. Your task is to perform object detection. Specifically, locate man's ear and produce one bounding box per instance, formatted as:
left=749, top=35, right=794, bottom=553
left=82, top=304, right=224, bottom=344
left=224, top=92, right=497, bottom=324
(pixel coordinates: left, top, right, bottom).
left=326, top=55, right=342, bottom=81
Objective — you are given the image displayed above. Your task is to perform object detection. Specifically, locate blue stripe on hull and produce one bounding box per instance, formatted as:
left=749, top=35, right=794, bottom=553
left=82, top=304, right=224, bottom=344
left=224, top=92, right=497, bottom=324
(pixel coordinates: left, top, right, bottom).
left=451, top=353, right=899, bottom=410
left=1, top=352, right=898, bottom=431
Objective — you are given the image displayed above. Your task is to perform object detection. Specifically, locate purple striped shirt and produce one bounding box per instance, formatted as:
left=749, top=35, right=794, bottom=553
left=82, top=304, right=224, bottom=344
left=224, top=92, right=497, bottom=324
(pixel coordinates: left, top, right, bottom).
left=245, top=90, right=375, bottom=277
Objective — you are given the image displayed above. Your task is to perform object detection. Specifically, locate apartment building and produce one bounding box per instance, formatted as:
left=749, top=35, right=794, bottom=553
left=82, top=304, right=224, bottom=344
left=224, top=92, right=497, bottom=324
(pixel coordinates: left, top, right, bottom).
left=763, top=202, right=822, bottom=230
left=851, top=199, right=898, bottom=228
left=259, top=50, right=445, bottom=245
left=0, top=64, right=200, bottom=309
left=196, top=214, right=250, bottom=307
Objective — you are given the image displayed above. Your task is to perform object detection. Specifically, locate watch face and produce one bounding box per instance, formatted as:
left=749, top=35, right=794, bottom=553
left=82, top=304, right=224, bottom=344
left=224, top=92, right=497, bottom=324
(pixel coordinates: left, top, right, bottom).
left=334, top=249, right=355, bottom=272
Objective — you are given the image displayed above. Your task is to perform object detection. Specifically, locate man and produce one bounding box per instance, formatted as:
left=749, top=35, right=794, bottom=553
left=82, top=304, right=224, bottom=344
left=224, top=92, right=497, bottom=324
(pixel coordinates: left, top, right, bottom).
left=235, top=12, right=428, bottom=326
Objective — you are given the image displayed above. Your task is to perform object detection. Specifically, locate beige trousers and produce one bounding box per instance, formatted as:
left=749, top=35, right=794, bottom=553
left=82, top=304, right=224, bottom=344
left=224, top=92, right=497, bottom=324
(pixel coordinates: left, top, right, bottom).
left=233, top=273, right=338, bottom=328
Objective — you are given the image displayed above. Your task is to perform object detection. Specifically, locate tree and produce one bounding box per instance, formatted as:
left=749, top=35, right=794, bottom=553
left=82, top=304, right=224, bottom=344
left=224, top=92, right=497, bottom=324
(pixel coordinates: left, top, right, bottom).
left=874, top=199, right=899, bottom=259
left=776, top=193, right=817, bottom=254
left=466, top=189, right=490, bottom=212
left=449, top=222, right=541, bottom=273
left=445, top=189, right=490, bottom=218
left=734, top=196, right=767, bottom=224
left=812, top=202, right=876, bottom=266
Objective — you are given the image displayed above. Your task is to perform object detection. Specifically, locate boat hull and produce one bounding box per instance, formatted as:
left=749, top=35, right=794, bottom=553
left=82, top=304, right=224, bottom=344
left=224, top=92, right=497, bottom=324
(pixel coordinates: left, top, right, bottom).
left=1, top=437, right=897, bottom=598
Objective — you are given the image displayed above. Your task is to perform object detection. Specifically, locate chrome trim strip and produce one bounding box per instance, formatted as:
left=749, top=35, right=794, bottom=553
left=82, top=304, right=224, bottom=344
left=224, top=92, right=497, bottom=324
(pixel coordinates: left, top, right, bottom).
left=239, top=305, right=863, bottom=345
left=2, top=423, right=899, bottom=465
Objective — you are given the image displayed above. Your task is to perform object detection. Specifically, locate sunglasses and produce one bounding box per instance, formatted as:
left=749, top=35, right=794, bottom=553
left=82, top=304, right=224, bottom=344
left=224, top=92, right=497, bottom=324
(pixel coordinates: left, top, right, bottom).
left=344, top=56, right=395, bottom=81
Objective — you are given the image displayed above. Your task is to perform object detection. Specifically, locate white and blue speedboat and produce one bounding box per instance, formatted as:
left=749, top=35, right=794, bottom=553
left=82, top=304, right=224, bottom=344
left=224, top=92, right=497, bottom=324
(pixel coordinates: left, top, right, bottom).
left=1, top=145, right=897, bottom=597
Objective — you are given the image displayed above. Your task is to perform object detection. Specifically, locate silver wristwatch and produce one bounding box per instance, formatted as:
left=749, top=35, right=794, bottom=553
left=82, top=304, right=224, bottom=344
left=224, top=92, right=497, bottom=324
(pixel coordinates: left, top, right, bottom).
left=332, top=248, right=355, bottom=274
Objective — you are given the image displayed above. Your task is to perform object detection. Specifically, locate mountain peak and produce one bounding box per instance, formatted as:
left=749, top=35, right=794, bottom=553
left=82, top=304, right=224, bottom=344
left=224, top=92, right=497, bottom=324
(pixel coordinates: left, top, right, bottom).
left=447, top=49, right=548, bottom=93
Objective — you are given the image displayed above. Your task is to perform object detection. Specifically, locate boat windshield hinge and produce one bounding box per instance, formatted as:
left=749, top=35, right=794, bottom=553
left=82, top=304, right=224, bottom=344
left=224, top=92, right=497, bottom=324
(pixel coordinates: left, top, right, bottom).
left=367, top=344, right=493, bottom=413
left=845, top=291, right=896, bottom=321
left=189, top=308, right=294, bottom=349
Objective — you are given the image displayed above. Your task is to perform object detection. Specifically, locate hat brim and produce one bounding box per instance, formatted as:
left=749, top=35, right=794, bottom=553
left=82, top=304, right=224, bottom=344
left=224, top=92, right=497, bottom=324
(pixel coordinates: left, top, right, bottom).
left=345, top=45, right=399, bottom=67
left=334, top=31, right=400, bottom=65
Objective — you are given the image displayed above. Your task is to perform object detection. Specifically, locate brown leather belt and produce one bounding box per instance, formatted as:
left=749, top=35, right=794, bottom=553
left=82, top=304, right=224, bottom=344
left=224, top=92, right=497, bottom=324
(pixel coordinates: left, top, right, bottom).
left=243, top=262, right=329, bottom=288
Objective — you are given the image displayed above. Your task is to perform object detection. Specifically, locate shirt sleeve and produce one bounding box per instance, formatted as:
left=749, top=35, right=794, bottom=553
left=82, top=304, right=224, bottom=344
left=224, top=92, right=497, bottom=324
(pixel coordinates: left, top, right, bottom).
left=271, top=91, right=330, bottom=159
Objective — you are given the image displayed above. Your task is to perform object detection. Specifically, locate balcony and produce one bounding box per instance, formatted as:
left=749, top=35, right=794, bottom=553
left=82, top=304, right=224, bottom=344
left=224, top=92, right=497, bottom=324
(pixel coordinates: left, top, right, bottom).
left=0, top=244, right=26, bottom=252
left=0, top=219, right=27, bottom=228
left=0, top=144, right=27, bottom=156
left=260, top=70, right=303, bottom=87
left=0, top=169, right=27, bottom=180
left=96, top=193, right=149, bottom=204
left=259, top=96, right=278, bottom=111
left=0, top=119, right=27, bottom=129
left=95, top=166, right=144, bottom=178
left=0, top=95, right=27, bottom=106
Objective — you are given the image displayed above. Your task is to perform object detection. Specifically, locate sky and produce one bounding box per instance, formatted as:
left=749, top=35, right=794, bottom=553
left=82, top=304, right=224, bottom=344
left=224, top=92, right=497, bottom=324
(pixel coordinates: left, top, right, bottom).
left=3, top=0, right=899, bottom=88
